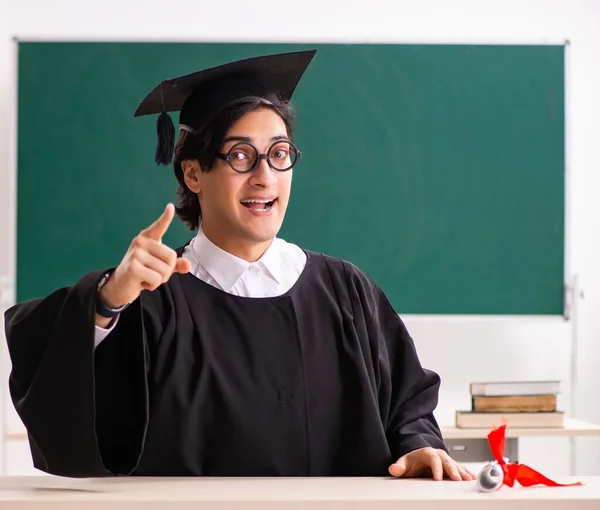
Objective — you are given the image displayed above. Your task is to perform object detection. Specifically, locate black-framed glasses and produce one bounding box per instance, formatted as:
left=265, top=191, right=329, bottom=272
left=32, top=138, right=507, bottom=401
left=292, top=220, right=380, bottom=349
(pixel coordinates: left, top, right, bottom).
left=215, top=140, right=301, bottom=173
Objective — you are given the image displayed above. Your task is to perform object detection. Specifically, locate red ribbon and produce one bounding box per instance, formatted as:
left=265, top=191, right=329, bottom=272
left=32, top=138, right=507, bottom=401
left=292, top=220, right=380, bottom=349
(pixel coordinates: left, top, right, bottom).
left=487, top=423, right=583, bottom=488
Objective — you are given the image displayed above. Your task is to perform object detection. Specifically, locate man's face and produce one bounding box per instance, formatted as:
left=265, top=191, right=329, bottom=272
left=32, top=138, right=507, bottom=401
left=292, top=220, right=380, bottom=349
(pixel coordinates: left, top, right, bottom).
left=195, top=108, right=295, bottom=253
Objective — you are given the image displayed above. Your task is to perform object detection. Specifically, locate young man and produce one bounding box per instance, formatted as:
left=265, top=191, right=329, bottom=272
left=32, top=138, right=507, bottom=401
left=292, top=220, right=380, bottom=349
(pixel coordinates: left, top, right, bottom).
left=5, top=49, right=474, bottom=481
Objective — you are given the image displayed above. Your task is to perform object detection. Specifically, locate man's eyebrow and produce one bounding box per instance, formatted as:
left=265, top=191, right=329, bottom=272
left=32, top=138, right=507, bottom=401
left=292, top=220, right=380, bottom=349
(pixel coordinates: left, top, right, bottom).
left=222, top=136, right=251, bottom=144
left=222, top=135, right=290, bottom=144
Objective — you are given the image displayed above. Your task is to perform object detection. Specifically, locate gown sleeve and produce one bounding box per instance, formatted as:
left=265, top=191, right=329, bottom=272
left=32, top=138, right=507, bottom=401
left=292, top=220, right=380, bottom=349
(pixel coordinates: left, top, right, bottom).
left=365, top=275, right=447, bottom=460
left=3, top=269, right=162, bottom=477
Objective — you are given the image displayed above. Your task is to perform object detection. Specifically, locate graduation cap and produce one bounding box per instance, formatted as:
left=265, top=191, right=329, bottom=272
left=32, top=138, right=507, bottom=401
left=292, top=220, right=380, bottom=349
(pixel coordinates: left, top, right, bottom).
left=134, top=49, right=317, bottom=166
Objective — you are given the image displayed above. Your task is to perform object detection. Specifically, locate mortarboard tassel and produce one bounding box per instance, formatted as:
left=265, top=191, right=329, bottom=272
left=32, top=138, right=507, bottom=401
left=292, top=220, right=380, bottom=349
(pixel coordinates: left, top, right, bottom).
left=155, top=110, right=175, bottom=166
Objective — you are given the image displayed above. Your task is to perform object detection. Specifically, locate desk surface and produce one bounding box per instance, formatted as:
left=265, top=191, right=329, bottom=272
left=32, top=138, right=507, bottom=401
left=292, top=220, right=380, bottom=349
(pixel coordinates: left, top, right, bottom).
left=0, top=476, right=599, bottom=510
left=441, top=417, right=600, bottom=439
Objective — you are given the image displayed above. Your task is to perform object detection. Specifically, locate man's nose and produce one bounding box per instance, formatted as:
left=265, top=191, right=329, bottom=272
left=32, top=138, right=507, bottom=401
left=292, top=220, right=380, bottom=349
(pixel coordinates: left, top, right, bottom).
left=249, top=157, right=277, bottom=187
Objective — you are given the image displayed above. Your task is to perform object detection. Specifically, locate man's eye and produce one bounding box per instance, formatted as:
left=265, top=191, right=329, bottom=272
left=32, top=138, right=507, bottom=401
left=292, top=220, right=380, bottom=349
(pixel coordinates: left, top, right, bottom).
left=272, top=149, right=288, bottom=159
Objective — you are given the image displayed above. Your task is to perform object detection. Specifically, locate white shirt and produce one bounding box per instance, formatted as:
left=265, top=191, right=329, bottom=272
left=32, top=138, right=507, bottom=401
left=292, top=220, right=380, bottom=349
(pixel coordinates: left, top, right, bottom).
left=94, top=229, right=307, bottom=347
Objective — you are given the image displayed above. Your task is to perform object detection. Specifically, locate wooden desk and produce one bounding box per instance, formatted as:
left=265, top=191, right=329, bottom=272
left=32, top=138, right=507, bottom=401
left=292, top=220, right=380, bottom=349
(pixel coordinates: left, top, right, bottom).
left=440, top=418, right=600, bottom=463
left=0, top=476, right=599, bottom=509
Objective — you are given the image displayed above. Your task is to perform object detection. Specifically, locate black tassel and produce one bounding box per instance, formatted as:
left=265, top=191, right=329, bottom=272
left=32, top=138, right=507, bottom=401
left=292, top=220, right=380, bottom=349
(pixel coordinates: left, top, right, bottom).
left=155, top=111, right=175, bottom=165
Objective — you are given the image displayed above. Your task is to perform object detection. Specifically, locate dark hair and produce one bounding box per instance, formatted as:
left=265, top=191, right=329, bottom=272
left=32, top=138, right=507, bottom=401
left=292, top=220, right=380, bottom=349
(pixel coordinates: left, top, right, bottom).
left=173, top=94, right=297, bottom=231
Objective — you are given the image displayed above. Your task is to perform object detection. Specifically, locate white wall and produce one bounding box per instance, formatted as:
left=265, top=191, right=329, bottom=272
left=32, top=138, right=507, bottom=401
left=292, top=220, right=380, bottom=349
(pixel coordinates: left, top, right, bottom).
left=1, top=0, right=599, bottom=476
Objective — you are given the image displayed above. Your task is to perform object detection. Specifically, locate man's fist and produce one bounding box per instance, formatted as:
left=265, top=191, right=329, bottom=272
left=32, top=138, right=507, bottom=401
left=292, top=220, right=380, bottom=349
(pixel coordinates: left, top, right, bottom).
left=98, top=203, right=191, bottom=308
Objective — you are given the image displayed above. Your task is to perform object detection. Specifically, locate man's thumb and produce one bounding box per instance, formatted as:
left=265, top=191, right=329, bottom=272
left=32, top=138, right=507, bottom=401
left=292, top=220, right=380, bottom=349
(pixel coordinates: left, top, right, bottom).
left=389, top=457, right=408, bottom=477
left=175, top=257, right=192, bottom=274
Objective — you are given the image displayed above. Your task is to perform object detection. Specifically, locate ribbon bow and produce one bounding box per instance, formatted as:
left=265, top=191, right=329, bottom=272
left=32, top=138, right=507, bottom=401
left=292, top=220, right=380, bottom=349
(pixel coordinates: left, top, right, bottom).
left=487, top=423, right=582, bottom=488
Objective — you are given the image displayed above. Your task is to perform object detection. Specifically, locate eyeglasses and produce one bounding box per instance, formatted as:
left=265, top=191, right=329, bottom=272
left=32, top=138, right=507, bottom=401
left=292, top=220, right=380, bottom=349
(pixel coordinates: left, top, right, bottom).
left=215, top=140, right=301, bottom=174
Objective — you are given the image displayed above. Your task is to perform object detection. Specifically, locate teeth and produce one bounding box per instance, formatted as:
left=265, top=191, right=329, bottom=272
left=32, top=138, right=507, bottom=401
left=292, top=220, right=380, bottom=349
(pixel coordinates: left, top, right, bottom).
left=241, top=199, right=274, bottom=204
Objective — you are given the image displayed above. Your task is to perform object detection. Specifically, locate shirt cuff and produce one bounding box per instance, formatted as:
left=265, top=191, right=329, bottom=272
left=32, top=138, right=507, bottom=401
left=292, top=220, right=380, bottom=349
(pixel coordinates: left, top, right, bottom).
left=94, top=315, right=120, bottom=348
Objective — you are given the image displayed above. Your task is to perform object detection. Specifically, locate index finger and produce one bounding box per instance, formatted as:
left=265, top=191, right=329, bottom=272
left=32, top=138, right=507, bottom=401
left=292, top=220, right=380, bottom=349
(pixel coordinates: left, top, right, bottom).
left=430, top=453, right=444, bottom=481
left=141, top=203, right=175, bottom=241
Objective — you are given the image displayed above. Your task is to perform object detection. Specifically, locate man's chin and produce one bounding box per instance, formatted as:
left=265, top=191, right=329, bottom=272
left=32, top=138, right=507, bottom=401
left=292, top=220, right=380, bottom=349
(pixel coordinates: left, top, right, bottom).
left=241, top=222, right=282, bottom=244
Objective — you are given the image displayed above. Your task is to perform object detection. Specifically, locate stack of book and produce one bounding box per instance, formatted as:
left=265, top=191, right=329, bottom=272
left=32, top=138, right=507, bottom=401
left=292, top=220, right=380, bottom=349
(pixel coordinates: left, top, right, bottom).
left=455, top=380, right=564, bottom=428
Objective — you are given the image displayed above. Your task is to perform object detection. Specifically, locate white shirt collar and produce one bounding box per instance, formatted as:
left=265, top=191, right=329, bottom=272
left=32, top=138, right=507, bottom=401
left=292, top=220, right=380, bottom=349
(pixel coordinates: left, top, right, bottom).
left=190, top=228, right=283, bottom=292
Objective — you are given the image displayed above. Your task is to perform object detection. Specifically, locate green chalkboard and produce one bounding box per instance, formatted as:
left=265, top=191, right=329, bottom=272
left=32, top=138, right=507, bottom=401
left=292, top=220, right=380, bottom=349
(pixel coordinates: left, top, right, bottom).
left=16, top=42, right=565, bottom=314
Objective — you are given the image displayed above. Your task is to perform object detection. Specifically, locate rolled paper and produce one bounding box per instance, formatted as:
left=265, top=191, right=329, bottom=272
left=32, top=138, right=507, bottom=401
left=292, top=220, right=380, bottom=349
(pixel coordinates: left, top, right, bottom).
left=476, top=462, right=504, bottom=492
left=486, top=423, right=583, bottom=489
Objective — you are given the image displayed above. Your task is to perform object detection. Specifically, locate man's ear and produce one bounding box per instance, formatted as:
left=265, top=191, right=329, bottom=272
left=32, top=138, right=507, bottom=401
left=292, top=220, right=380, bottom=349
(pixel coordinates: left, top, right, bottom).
left=181, top=160, right=202, bottom=194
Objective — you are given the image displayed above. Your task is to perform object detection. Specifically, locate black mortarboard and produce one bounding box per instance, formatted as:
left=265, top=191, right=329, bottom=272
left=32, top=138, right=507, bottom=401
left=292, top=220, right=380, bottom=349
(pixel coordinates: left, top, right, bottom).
left=134, top=49, right=317, bottom=165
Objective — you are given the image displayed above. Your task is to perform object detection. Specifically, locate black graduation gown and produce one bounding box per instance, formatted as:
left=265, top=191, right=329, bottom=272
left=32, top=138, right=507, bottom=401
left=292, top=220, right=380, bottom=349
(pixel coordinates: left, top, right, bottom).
left=4, top=248, right=446, bottom=478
